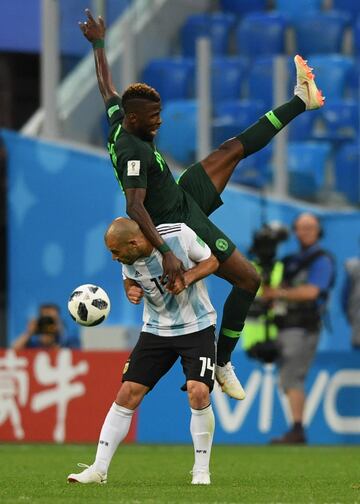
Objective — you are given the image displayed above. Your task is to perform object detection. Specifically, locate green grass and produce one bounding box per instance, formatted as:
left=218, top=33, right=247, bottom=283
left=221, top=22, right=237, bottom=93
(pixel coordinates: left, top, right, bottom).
left=0, top=444, right=359, bottom=504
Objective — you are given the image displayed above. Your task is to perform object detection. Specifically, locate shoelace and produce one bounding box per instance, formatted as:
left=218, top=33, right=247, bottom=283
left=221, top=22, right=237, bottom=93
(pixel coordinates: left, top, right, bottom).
left=223, top=364, right=239, bottom=384
left=76, top=463, right=91, bottom=470
left=190, top=469, right=211, bottom=475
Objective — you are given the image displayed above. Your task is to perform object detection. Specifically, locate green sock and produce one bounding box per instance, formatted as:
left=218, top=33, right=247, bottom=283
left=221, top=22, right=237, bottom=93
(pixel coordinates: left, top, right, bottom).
left=217, top=287, right=256, bottom=366
left=237, top=96, right=306, bottom=157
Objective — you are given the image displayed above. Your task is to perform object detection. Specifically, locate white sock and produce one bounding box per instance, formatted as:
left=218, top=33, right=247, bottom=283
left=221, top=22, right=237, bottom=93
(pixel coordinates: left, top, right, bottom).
left=93, top=402, right=134, bottom=474
left=190, top=404, right=215, bottom=472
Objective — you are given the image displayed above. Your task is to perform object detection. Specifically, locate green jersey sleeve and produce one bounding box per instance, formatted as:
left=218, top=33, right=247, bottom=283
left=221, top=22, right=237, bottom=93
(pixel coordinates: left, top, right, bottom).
left=105, top=95, right=124, bottom=127
left=117, top=141, right=151, bottom=190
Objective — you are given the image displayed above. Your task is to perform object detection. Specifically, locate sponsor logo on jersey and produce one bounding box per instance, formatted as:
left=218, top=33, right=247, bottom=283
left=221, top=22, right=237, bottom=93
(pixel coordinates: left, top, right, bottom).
left=127, top=160, right=140, bottom=176
left=216, top=238, right=228, bottom=251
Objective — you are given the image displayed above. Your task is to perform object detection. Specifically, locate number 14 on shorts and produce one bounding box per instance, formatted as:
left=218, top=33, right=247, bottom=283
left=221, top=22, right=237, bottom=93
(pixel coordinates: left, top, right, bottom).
left=199, top=357, right=215, bottom=380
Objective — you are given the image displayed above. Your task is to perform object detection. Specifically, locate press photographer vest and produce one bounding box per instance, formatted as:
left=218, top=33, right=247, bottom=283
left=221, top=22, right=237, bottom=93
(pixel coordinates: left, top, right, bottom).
left=242, top=261, right=284, bottom=351
left=275, top=248, right=335, bottom=331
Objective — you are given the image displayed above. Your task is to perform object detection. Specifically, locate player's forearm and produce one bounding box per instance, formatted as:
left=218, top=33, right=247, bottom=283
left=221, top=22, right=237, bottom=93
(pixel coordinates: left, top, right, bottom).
left=185, top=255, right=219, bottom=286
left=93, top=46, right=118, bottom=102
left=126, top=200, right=170, bottom=251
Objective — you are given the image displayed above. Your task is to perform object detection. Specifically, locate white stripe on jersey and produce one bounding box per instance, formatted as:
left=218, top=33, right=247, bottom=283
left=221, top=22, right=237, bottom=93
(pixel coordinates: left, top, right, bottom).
left=122, top=223, right=216, bottom=336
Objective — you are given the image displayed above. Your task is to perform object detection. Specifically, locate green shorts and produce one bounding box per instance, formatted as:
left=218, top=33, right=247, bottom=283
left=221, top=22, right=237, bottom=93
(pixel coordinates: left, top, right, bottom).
left=178, top=162, right=236, bottom=263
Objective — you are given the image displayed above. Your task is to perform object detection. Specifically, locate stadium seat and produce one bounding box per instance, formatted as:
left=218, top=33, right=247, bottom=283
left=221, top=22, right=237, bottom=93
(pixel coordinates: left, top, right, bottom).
left=142, top=58, right=195, bottom=103
left=220, top=0, right=267, bottom=16
left=274, top=0, right=322, bottom=20
left=247, top=56, right=293, bottom=109
left=293, top=11, right=351, bottom=55
left=156, top=100, right=197, bottom=165
left=333, top=0, right=360, bottom=17
left=181, top=12, right=236, bottom=57
left=303, top=54, right=354, bottom=100
left=313, top=99, right=359, bottom=142
left=353, top=17, right=360, bottom=55
left=287, top=142, right=332, bottom=199
left=212, top=100, right=265, bottom=146
left=346, top=57, right=360, bottom=98
left=236, top=12, right=288, bottom=57
left=231, top=146, right=273, bottom=189
left=288, top=111, right=320, bottom=141
left=334, top=142, right=360, bottom=204
left=211, top=57, right=248, bottom=102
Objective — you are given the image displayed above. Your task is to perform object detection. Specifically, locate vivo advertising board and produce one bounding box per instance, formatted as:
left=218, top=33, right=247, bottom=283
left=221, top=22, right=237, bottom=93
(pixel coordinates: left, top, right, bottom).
left=137, top=352, right=360, bottom=445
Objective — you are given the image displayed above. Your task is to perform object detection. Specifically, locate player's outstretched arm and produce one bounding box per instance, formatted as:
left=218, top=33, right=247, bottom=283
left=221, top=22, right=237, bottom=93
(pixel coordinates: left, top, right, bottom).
left=79, top=8, right=119, bottom=102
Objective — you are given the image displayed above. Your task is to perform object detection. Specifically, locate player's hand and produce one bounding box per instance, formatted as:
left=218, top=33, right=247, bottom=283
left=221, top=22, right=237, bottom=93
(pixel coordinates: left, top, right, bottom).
left=126, top=285, right=144, bottom=304
left=166, top=276, right=187, bottom=295
left=161, top=251, right=186, bottom=290
left=79, top=9, right=105, bottom=43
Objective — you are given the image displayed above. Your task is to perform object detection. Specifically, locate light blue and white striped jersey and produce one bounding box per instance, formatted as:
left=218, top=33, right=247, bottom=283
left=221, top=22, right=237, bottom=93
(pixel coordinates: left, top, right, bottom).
left=122, top=223, right=216, bottom=337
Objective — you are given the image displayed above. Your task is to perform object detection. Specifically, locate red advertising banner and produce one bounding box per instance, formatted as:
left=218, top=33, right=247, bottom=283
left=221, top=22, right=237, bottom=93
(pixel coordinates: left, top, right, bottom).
left=0, top=349, right=137, bottom=442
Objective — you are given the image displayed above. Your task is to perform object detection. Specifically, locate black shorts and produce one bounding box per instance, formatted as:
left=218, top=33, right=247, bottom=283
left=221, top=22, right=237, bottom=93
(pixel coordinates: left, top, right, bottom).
left=178, top=163, right=236, bottom=263
left=122, top=326, right=216, bottom=392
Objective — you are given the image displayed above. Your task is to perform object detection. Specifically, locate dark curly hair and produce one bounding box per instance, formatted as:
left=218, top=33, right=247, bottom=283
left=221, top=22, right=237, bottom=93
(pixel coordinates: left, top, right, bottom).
left=122, top=83, right=160, bottom=112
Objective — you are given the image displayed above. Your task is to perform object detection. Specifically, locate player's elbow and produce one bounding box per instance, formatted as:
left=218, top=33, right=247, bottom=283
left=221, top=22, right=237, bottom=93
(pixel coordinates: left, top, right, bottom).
left=209, top=255, right=219, bottom=274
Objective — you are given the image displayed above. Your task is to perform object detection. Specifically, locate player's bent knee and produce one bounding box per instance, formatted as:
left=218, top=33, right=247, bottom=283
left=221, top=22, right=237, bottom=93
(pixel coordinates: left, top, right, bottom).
left=115, top=381, right=148, bottom=409
left=187, top=380, right=210, bottom=409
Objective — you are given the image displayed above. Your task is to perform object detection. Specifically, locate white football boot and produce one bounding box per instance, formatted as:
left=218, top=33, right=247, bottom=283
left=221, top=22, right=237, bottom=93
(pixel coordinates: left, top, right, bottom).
left=67, top=463, right=107, bottom=484
left=191, top=468, right=211, bottom=485
left=215, top=362, right=246, bottom=400
left=294, top=54, right=325, bottom=110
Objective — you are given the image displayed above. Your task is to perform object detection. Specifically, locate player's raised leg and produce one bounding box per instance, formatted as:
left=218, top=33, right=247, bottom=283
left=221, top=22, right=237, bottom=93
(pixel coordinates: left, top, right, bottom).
left=67, top=381, right=147, bottom=484
left=200, top=54, right=325, bottom=195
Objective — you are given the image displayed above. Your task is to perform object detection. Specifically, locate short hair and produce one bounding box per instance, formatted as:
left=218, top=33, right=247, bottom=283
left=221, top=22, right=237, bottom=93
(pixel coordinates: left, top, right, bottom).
left=122, top=83, right=160, bottom=112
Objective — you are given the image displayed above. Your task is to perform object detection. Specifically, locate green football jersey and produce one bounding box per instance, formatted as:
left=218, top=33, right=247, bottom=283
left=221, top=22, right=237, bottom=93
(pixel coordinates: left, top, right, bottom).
left=106, top=96, right=188, bottom=225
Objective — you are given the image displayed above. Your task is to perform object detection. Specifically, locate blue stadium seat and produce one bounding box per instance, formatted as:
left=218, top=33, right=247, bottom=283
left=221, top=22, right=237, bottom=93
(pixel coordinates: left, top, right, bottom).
left=354, top=17, right=360, bottom=55
left=220, top=0, right=267, bottom=16
left=305, top=54, right=354, bottom=100
left=142, top=58, right=195, bottom=103
left=288, top=111, right=320, bottom=141
left=247, top=56, right=293, bottom=109
left=181, top=12, right=236, bottom=57
left=231, top=146, right=273, bottom=189
left=346, top=57, right=360, bottom=98
left=156, top=100, right=197, bottom=165
left=274, top=0, right=322, bottom=20
left=236, top=12, right=288, bottom=57
left=333, top=0, right=360, bottom=17
left=293, top=11, right=351, bottom=55
left=287, top=142, right=332, bottom=199
left=211, top=57, right=248, bottom=101
left=314, top=99, right=359, bottom=142
left=212, top=100, right=265, bottom=146
left=334, top=142, right=360, bottom=204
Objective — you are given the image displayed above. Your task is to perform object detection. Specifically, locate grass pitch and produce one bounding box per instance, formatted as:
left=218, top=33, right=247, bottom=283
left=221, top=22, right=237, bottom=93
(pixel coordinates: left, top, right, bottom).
left=0, top=444, right=359, bottom=504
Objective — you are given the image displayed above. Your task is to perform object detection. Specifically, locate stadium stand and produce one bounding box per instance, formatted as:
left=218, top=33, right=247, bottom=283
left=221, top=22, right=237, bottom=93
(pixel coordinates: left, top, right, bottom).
left=235, top=12, right=288, bottom=57
left=334, top=141, right=360, bottom=204
left=292, top=11, right=351, bottom=55
left=220, top=0, right=267, bottom=16
left=287, top=142, right=332, bottom=199
left=180, top=12, right=236, bottom=57
left=142, top=58, right=195, bottom=103
left=274, top=0, right=323, bottom=19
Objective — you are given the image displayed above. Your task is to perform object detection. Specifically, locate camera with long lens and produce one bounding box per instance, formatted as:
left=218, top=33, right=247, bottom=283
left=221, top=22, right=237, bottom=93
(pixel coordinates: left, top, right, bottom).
left=246, top=222, right=289, bottom=364
left=250, top=222, right=289, bottom=275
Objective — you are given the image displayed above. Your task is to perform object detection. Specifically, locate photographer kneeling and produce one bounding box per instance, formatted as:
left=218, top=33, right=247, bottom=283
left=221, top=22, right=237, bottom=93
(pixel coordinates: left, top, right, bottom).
left=262, top=213, right=335, bottom=444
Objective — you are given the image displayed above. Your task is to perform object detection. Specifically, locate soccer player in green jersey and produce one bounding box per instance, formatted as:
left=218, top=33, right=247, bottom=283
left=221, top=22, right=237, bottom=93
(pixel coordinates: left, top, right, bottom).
left=79, top=9, right=324, bottom=399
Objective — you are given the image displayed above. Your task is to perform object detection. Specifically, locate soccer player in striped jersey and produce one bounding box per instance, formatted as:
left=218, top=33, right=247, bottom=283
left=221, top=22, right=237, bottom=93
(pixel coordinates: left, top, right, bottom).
left=68, top=217, right=219, bottom=485
left=79, top=10, right=324, bottom=400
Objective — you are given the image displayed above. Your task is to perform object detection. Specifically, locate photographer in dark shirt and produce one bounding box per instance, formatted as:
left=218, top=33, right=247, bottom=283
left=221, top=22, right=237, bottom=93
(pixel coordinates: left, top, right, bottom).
left=262, top=213, right=335, bottom=444
left=12, top=303, right=71, bottom=350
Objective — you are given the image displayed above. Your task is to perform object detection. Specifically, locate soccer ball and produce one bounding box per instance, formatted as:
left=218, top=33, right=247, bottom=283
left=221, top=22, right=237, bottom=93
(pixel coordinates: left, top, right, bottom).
left=68, top=284, right=111, bottom=326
